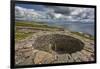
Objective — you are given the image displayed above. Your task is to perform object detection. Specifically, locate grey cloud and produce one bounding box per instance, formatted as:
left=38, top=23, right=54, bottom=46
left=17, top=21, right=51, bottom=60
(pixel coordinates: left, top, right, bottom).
left=44, top=6, right=74, bottom=15
left=15, top=5, right=94, bottom=22
left=44, top=6, right=94, bottom=21
left=73, top=8, right=94, bottom=21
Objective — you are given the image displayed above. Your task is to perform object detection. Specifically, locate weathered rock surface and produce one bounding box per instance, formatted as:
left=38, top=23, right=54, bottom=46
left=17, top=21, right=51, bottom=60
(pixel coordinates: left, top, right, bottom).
left=15, top=31, right=95, bottom=65
left=15, top=46, right=34, bottom=65
left=34, top=51, right=56, bottom=64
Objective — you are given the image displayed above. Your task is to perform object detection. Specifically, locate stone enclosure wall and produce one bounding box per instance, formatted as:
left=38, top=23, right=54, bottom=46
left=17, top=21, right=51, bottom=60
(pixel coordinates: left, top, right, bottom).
left=33, top=34, right=84, bottom=54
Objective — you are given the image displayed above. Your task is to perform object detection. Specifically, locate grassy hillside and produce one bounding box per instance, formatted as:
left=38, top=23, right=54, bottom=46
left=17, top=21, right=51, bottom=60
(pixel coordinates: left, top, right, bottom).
left=71, top=32, right=94, bottom=40
left=15, top=21, right=60, bottom=29
left=15, top=31, right=33, bottom=41
left=15, top=21, right=94, bottom=41
left=15, top=21, right=62, bottom=41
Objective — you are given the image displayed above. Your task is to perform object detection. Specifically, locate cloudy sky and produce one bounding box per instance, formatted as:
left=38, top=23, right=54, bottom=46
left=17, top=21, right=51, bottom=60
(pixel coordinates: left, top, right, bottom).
left=15, top=3, right=95, bottom=23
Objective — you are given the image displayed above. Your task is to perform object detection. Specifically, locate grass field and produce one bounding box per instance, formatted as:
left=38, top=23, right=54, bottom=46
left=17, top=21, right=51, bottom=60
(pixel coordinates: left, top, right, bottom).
left=15, top=21, right=60, bottom=29
left=15, top=21, right=94, bottom=41
left=15, top=31, right=33, bottom=41
left=71, top=32, right=94, bottom=40
left=15, top=21, right=61, bottom=41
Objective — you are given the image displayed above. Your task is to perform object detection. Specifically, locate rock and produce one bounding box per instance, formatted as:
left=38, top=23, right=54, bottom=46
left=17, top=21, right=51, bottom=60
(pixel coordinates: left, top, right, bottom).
left=54, top=54, right=74, bottom=63
left=80, top=50, right=94, bottom=61
left=20, top=56, right=34, bottom=65
left=23, top=44, right=33, bottom=48
left=15, top=55, right=25, bottom=64
left=75, top=52, right=89, bottom=61
left=15, top=31, right=94, bottom=65
left=71, top=53, right=81, bottom=62
left=23, top=51, right=32, bottom=58
left=19, top=47, right=33, bottom=52
left=34, top=51, right=55, bottom=64
left=54, top=54, right=67, bottom=63
left=84, top=45, right=94, bottom=53
left=67, top=54, right=74, bottom=62
left=15, top=46, right=34, bottom=65
left=81, top=50, right=93, bottom=57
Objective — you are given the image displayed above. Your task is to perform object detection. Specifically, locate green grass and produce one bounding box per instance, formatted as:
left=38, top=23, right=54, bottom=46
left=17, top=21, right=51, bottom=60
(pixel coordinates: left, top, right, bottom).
left=71, top=32, right=94, bottom=40
left=15, top=31, right=33, bottom=41
left=15, top=21, right=62, bottom=41
left=15, top=21, right=59, bottom=29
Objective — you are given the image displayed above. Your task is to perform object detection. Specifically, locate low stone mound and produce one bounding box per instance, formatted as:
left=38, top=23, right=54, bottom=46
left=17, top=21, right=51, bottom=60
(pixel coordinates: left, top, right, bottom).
left=33, top=34, right=84, bottom=54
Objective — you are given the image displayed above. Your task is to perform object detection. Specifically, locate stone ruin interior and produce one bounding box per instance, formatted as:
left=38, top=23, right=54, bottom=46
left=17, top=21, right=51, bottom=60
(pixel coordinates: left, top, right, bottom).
left=33, top=34, right=84, bottom=54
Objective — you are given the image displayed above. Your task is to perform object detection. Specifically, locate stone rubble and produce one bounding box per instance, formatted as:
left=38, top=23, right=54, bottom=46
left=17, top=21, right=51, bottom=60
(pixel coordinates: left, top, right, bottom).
left=15, top=31, right=95, bottom=65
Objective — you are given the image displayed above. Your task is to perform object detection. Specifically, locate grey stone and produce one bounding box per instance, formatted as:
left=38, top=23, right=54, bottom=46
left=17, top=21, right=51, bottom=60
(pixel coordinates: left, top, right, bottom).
left=34, top=51, right=55, bottom=64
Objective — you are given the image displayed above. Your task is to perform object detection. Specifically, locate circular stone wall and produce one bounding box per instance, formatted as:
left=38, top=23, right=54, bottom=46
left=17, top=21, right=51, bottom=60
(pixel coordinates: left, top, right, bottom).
left=33, top=34, right=84, bottom=54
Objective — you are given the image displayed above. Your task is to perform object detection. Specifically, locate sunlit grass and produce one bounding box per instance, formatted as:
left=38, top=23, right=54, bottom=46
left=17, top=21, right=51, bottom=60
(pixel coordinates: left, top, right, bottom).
left=15, top=21, right=62, bottom=41
left=15, top=31, right=33, bottom=41
left=15, top=21, right=59, bottom=29
left=71, top=32, right=94, bottom=40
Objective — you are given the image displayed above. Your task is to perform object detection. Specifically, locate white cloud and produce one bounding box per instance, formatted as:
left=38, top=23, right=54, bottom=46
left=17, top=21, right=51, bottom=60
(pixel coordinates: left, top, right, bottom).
left=15, top=6, right=94, bottom=22
left=54, top=13, right=63, bottom=19
left=15, top=6, right=42, bottom=20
